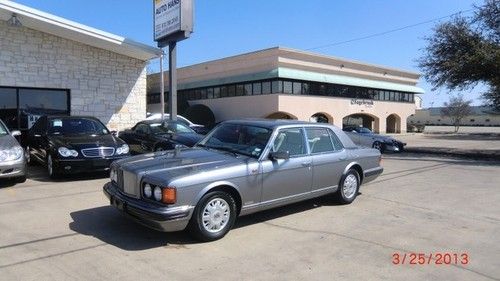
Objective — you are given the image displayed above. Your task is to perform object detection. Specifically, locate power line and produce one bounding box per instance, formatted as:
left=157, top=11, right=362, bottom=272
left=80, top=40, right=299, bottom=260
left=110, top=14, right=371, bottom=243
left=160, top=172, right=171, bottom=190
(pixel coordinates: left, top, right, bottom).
left=306, top=9, right=474, bottom=51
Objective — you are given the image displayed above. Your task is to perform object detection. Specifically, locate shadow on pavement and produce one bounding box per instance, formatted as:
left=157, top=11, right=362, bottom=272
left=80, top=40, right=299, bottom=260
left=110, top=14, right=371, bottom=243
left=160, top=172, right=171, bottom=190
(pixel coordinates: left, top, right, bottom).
left=69, top=196, right=344, bottom=250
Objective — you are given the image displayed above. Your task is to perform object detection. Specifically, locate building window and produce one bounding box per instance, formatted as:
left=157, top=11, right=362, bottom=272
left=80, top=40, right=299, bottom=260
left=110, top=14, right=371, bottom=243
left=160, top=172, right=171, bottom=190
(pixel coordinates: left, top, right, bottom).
left=292, top=82, right=302, bottom=95
left=0, top=87, right=70, bottom=132
left=283, top=81, right=293, bottom=94
left=252, top=82, right=261, bottom=95
left=470, top=119, right=475, bottom=122
left=262, top=81, right=271, bottom=94
left=271, top=80, right=282, bottom=93
left=244, top=84, right=252, bottom=96
left=486, top=119, right=490, bottom=122
left=147, top=78, right=416, bottom=104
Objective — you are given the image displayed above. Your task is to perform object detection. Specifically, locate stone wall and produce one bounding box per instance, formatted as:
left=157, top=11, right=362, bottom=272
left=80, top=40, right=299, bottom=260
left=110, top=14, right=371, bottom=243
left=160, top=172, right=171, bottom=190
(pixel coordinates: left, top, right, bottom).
left=0, top=20, right=147, bottom=130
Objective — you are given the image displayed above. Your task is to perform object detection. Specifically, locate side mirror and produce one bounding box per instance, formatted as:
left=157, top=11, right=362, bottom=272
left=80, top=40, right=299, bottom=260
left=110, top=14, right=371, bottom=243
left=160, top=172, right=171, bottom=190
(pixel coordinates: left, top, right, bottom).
left=351, top=130, right=357, bottom=133
left=269, top=151, right=290, bottom=160
left=11, top=130, right=21, bottom=137
left=110, top=130, right=117, bottom=136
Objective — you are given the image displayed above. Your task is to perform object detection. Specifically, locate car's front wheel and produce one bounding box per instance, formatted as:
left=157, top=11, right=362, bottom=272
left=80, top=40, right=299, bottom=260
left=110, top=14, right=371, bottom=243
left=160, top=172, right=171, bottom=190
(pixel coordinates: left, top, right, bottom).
left=335, top=169, right=360, bottom=204
left=188, top=191, right=237, bottom=242
left=47, top=154, right=59, bottom=179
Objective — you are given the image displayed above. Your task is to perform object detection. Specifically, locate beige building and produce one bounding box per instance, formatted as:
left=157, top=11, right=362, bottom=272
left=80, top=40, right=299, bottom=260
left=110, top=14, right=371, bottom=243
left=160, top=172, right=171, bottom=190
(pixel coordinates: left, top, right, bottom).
left=148, top=47, right=424, bottom=133
left=408, top=106, right=500, bottom=127
left=0, top=1, right=160, bottom=133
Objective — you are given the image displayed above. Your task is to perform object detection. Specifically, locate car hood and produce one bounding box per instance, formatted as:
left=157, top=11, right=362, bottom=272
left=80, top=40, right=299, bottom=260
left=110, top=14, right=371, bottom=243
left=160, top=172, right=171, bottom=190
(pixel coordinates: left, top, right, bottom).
left=49, top=134, right=124, bottom=149
left=115, top=147, right=250, bottom=180
left=0, top=134, right=22, bottom=150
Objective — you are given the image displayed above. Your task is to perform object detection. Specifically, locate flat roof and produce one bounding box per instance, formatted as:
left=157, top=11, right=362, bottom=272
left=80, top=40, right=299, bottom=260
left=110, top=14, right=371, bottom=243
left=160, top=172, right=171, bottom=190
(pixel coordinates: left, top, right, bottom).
left=0, top=0, right=161, bottom=61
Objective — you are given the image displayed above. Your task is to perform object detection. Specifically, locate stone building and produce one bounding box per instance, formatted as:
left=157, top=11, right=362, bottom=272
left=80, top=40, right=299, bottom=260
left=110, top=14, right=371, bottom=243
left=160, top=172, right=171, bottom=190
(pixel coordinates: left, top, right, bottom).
left=0, top=1, right=160, bottom=133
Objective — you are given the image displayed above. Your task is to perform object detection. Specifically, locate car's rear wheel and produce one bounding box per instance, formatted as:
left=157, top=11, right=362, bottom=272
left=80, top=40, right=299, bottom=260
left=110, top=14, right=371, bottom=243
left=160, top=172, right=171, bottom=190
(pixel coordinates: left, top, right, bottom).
left=188, top=191, right=237, bottom=242
left=335, top=169, right=360, bottom=204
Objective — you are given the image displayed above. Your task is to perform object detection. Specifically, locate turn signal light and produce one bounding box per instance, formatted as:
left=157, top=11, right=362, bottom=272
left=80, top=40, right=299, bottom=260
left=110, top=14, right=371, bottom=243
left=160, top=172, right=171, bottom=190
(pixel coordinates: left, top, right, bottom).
left=162, top=187, right=176, bottom=204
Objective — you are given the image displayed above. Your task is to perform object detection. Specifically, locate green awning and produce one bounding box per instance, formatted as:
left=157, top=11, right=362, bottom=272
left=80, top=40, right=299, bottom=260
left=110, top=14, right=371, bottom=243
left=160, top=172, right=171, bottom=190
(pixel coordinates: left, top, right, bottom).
left=178, top=67, right=425, bottom=94
left=278, top=67, right=425, bottom=94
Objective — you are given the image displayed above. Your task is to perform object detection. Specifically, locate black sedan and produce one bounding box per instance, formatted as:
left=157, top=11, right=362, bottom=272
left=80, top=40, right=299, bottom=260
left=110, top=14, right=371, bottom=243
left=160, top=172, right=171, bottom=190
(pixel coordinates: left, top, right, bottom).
left=118, top=120, right=204, bottom=154
left=26, top=116, right=130, bottom=178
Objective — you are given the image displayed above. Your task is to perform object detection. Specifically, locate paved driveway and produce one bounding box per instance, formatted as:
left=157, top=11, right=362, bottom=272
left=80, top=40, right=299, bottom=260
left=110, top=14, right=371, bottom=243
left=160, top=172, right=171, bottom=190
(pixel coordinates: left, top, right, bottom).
left=0, top=155, right=499, bottom=280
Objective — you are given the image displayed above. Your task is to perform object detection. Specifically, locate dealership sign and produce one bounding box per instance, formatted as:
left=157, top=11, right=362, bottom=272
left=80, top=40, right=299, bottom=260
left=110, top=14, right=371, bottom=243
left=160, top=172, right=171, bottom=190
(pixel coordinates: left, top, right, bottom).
left=154, top=0, right=193, bottom=45
left=351, top=99, right=374, bottom=107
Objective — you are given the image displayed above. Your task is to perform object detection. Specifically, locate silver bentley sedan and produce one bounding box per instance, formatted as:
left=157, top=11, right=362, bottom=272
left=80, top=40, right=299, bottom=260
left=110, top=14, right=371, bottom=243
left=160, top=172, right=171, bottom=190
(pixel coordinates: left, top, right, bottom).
left=103, top=119, right=383, bottom=241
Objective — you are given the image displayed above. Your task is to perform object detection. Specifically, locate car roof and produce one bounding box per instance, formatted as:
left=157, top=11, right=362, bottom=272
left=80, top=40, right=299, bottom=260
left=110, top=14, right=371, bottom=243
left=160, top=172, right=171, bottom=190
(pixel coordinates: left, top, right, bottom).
left=139, top=119, right=186, bottom=125
left=222, top=119, right=327, bottom=129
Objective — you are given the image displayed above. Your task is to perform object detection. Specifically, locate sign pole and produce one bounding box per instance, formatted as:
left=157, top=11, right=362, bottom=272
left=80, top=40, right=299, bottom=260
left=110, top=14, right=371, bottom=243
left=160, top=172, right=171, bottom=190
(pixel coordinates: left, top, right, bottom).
left=159, top=49, right=165, bottom=121
left=168, top=42, right=177, bottom=121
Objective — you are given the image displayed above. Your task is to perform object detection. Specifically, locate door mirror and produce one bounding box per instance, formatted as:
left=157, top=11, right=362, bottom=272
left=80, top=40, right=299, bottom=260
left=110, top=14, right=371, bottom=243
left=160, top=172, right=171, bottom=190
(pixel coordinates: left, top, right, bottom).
left=269, top=151, right=290, bottom=160
left=110, top=130, right=117, bottom=136
left=11, top=130, right=21, bottom=137
left=351, top=130, right=357, bottom=133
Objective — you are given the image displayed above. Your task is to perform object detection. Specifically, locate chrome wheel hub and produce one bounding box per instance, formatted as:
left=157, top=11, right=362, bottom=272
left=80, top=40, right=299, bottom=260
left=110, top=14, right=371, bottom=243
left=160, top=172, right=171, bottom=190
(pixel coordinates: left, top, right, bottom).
left=202, top=198, right=230, bottom=233
left=343, top=174, right=358, bottom=199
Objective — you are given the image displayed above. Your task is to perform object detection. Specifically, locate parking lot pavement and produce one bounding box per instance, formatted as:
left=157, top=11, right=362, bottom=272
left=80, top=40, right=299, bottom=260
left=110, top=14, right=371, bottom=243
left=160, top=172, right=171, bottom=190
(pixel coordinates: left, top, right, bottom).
left=1, top=156, right=499, bottom=281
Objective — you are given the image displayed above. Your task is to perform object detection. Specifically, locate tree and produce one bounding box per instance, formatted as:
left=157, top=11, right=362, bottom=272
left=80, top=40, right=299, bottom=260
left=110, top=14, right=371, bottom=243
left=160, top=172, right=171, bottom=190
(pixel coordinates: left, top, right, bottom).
left=441, top=95, right=472, bottom=133
left=418, top=0, right=500, bottom=111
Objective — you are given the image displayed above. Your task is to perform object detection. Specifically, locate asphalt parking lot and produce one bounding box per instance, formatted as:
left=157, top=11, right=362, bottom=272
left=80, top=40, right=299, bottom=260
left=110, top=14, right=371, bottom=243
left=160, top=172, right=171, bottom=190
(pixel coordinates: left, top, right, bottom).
left=1, top=154, right=499, bottom=281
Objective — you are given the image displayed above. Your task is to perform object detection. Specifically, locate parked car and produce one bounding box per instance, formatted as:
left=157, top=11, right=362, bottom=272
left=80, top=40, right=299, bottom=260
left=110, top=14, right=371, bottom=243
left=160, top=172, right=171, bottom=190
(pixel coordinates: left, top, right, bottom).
left=118, top=120, right=204, bottom=154
left=146, top=113, right=210, bottom=135
left=343, top=125, right=406, bottom=153
left=26, top=116, right=130, bottom=178
left=104, top=119, right=383, bottom=241
left=0, top=119, right=26, bottom=183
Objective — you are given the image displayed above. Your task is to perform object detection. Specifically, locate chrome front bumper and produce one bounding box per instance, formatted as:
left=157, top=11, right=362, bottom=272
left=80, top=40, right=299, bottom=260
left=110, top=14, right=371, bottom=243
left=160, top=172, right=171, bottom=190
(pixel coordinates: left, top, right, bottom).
left=0, top=157, right=26, bottom=179
left=103, top=182, right=194, bottom=232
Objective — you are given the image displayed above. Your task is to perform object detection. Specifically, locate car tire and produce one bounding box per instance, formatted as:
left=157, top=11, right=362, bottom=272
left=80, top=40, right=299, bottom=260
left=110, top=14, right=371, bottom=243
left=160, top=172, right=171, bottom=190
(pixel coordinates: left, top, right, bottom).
left=16, top=176, right=27, bottom=183
left=335, top=169, right=360, bottom=204
left=372, top=141, right=384, bottom=153
left=188, top=191, right=237, bottom=242
left=47, top=154, right=59, bottom=179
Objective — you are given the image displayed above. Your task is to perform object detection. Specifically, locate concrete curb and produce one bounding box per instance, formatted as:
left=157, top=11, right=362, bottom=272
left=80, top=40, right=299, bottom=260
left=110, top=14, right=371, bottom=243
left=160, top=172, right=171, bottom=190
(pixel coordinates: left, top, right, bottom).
left=404, top=147, right=500, bottom=161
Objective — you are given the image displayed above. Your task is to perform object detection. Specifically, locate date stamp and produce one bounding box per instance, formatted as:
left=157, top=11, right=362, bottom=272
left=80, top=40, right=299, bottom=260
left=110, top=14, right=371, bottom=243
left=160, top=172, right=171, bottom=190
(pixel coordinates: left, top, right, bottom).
left=392, top=252, right=469, bottom=265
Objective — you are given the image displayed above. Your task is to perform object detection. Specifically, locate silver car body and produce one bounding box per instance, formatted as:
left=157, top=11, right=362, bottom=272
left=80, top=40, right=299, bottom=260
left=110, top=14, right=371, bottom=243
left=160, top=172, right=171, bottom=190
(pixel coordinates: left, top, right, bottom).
left=103, top=120, right=383, bottom=232
left=0, top=120, right=27, bottom=180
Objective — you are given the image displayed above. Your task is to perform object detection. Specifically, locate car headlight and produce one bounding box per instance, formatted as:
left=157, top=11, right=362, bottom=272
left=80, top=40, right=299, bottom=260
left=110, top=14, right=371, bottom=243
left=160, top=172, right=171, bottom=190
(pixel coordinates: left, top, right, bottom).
left=110, top=167, right=118, bottom=182
left=116, top=144, right=129, bottom=155
left=0, top=146, right=24, bottom=161
left=153, top=186, right=162, bottom=201
left=58, top=147, right=78, bottom=157
left=144, top=183, right=153, bottom=198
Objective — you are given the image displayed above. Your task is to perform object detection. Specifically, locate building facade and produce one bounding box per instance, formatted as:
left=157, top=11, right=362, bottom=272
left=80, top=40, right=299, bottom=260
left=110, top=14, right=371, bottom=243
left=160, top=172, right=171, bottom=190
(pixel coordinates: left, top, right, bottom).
left=0, top=1, right=160, bottom=134
left=148, top=47, right=424, bottom=133
left=408, top=106, right=500, bottom=127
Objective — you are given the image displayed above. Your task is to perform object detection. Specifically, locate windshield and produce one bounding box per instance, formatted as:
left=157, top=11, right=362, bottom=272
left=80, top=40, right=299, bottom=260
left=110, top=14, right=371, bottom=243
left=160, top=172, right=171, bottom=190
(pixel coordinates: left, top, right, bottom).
left=150, top=122, right=195, bottom=134
left=357, top=127, right=373, bottom=134
left=0, top=120, right=8, bottom=136
left=198, top=123, right=272, bottom=158
left=48, top=118, right=109, bottom=136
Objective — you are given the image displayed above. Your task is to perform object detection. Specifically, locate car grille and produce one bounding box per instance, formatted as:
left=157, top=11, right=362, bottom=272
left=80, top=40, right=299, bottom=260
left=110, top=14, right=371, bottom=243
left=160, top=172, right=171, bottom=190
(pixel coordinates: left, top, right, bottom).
left=81, top=147, right=115, bottom=158
left=116, top=169, right=139, bottom=198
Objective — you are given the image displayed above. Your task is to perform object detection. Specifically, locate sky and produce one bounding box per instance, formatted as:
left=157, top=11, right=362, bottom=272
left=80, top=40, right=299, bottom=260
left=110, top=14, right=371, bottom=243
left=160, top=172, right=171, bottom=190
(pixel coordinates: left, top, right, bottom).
left=12, top=0, right=486, bottom=108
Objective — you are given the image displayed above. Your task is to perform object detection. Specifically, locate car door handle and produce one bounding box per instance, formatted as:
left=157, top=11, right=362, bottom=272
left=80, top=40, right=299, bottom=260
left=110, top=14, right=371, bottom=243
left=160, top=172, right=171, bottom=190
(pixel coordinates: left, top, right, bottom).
left=339, top=156, right=347, bottom=160
left=301, top=161, right=312, bottom=167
